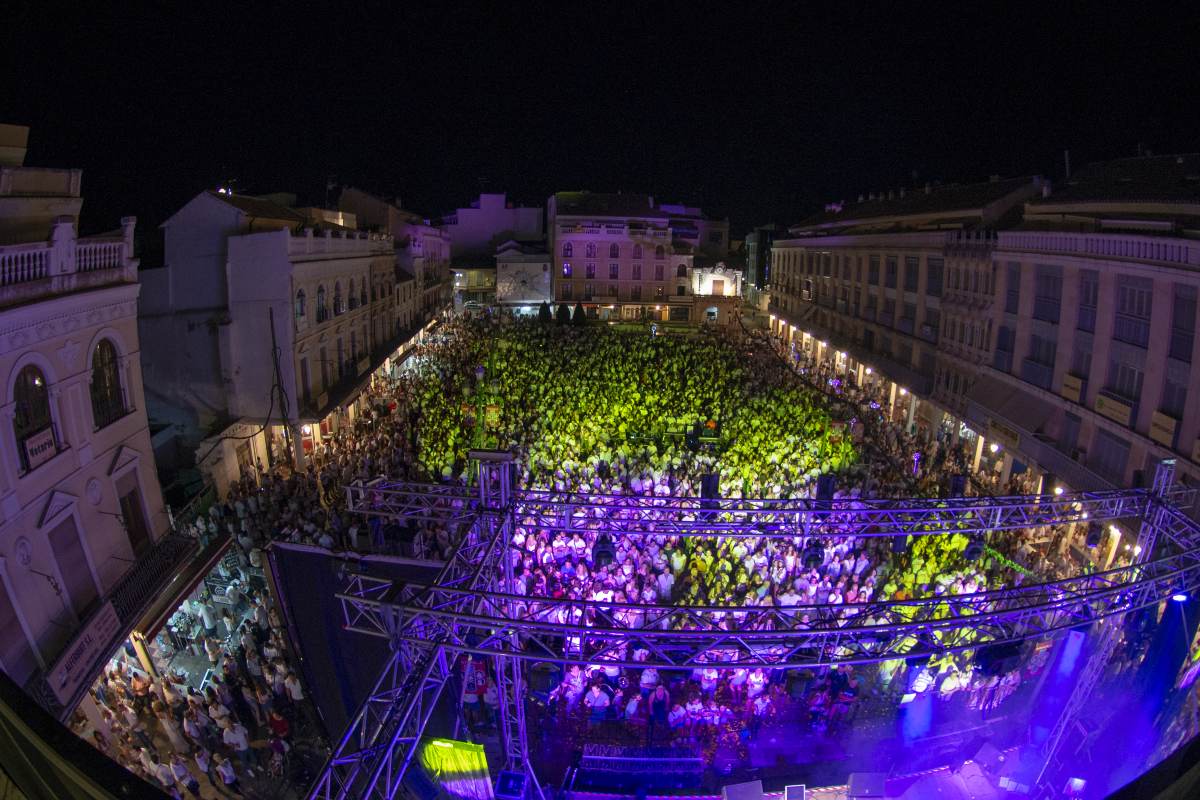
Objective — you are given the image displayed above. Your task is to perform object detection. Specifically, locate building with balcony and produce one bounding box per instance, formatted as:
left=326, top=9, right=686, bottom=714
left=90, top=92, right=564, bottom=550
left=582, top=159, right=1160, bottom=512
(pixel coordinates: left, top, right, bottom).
left=769, top=157, right=1200, bottom=493
left=142, top=190, right=425, bottom=490
left=550, top=191, right=732, bottom=321
left=0, top=125, right=177, bottom=718
left=338, top=187, right=452, bottom=319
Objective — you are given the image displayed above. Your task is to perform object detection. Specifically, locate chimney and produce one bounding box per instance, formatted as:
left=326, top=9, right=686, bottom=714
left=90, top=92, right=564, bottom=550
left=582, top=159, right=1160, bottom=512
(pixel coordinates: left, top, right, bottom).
left=924, top=182, right=931, bottom=195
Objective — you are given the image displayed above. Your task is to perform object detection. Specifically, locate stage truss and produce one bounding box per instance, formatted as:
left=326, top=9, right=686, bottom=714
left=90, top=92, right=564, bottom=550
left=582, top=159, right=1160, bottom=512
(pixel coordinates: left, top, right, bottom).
left=309, top=458, right=1200, bottom=800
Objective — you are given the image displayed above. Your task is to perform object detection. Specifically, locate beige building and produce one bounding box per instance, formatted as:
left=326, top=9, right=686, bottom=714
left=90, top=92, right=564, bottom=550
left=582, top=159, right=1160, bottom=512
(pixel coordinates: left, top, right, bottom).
left=769, top=158, right=1200, bottom=492
left=0, top=125, right=173, bottom=715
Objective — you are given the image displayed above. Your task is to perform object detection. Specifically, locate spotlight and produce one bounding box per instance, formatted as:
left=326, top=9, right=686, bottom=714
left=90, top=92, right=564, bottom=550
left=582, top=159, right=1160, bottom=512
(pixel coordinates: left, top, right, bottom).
left=1085, top=523, right=1101, bottom=548
left=989, top=443, right=1000, bottom=454
left=899, top=387, right=908, bottom=396
left=1133, top=545, right=1143, bottom=556
left=1172, top=586, right=1189, bottom=603
left=865, top=367, right=872, bottom=375
left=1054, top=486, right=1064, bottom=496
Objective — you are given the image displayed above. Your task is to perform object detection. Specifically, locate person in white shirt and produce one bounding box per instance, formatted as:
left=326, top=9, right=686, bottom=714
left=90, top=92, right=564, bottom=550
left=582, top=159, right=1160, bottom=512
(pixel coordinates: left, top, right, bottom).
left=284, top=671, right=305, bottom=703
left=222, top=720, right=255, bottom=773
left=213, top=754, right=241, bottom=795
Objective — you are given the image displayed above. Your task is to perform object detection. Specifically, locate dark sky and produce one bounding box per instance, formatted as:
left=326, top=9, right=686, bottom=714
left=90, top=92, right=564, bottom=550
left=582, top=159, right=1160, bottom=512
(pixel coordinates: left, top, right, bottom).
left=4, top=3, right=1199, bottom=242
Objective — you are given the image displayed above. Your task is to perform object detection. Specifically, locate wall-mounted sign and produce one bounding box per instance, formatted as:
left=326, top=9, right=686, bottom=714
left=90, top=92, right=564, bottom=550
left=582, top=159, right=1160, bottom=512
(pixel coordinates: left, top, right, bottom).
left=23, top=428, right=57, bottom=470
left=1150, top=411, right=1179, bottom=448
left=1095, top=394, right=1132, bottom=427
left=49, top=601, right=120, bottom=706
left=987, top=418, right=1021, bottom=451
left=1060, top=373, right=1083, bottom=404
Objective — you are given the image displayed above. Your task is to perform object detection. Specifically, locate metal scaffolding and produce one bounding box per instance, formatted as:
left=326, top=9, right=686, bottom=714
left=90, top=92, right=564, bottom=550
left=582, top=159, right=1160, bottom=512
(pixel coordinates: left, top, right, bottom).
left=312, top=458, right=1200, bottom=799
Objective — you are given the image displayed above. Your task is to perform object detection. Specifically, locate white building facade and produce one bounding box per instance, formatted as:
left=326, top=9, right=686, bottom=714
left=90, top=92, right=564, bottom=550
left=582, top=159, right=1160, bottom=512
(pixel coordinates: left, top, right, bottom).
left=494, top=239, right=552, bottom=309
left=0, top=127, right=173, bottom=717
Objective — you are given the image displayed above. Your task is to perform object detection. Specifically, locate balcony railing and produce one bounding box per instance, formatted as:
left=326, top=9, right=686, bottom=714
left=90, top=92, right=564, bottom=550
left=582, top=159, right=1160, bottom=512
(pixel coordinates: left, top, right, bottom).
left=999, top=230, right=1200, bottom=269
left=1020, top=358, right=1055, bottom=391
left=1, top=218, right=136, bottom=305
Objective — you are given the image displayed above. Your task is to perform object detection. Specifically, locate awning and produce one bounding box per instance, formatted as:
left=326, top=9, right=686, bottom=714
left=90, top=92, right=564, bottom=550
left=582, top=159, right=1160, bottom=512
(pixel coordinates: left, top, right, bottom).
left=966, top=375, right=1056, bottom=438
left=135, top=534, right=233, bottom=639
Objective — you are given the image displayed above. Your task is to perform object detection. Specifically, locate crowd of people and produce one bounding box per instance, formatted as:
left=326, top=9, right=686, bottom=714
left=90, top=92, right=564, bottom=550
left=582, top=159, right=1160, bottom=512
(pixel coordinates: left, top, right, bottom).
left=72, top=575, right=310, bottom=797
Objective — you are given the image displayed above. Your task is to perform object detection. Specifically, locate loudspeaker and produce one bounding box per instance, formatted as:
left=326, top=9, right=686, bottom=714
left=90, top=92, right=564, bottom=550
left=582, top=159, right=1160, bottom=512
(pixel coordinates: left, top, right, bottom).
left=592, top=534, right=615, bottom=569
left=891, top=534, right=908, bottom=554
left=977, top=641, right=1023, bottom=676
left=495, top=771, right=527, bottom=800
left=816, top=474, right=836, bottom=503
left=846, top=772, right=886, bottom=798
left=721, top=780, right=763, bottom=800
left=784, top=786, right=806, bottom=800
left=701, top=472, right=721, bottom=500
left=949, top=474, right=967, bottom=497
left=1085, top=522, right=1102, bottom=548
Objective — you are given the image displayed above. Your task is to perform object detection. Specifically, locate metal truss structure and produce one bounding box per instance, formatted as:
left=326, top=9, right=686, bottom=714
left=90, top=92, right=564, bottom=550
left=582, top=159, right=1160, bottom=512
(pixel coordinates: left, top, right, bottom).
left=313, top=458, right=1200, bottom=799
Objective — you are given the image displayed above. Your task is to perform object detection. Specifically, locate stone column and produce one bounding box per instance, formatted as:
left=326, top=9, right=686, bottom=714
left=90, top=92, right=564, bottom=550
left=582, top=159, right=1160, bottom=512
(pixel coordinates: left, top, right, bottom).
left=290, top=423, right=306, bottom=471
left=906, top=395, right=918, bottom=433
left=888, top=382, right=898, bottom=418
left=1000, top=451, right=1014, bottom=486
left=972, top=435, right=985, bottom=473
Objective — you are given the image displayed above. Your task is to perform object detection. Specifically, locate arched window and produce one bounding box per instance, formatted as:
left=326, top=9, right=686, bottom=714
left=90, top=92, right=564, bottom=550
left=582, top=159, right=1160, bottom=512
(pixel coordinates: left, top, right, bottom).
left=334, top=282, right=343, bottom=315
left=585, top=243, right=597, bottom=258
left=295, top=289, right=306, bottom=319
left=91, top=339, right=126, bottom=429
left=360, top=277, right=367, bottom=308
left=676, top=264, right=687, bottom=278
left=609, top=243, right=619, bottom=259
left=13, top=365, right=54, bottom=471
left=633, top=244, right=643, bottom=259
left=317, top=285, right=326, bottom=321
left=562, top=242, right=573, bottom=258
left=655, top=245, right=665, bottom=260
left=349, top=279, right=357, bottom=309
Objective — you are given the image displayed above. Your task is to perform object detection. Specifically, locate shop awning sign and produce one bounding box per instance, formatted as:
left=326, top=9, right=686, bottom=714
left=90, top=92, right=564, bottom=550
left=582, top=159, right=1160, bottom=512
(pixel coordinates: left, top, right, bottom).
left=48, top=600, right=121, bottom=706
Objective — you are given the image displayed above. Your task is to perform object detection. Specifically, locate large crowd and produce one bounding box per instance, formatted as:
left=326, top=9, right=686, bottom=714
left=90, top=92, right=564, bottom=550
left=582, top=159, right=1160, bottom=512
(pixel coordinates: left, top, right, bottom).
left=70, top=311, right=1109, bottom=792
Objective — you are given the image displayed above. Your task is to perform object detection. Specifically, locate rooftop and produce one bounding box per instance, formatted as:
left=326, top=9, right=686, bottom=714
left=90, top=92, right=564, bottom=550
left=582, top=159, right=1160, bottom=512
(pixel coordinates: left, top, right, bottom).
left=553, top=191, right=667, bottom=219
left=793, top=176, right=1040, bottom=233
left=208, top=191, right=307, bottom=225
left=1030, top=154, right=1200, bottom=206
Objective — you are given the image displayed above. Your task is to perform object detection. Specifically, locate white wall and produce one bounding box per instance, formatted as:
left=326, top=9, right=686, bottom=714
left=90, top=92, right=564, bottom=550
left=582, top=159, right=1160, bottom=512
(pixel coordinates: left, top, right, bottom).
left=443, top=193, right=543, bottom=257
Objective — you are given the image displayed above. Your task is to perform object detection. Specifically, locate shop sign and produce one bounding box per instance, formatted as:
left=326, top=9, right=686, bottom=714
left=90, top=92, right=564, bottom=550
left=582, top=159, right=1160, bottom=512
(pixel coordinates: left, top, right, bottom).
left=49, top=600, right=120, bottom=706
left=986, top=418, right=1021, bottom=451
left=1060, top=373, right=1083, bottom=404
left=1150, top=411, right=1178, bottom=448
left=1094, top=393, right=1132, bottom=427
left=23, top=428, right=57, bottom=470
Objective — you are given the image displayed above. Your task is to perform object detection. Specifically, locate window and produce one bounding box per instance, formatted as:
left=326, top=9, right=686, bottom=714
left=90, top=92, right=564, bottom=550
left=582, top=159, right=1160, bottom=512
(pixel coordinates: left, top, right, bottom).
left=562, top=242, right=573, bottom=257
left=1077, top=269, right=1098, bottom=332
left=632, top=285, right=642, bottom=300
left=609, top=263, right=619, bottom=279
left=903, top=256, right=919, bottom=292
left=1091, top=429, right=1131, bottom=484
left=585, top=262, right=596, bottom=279
left=560, top=284, right=572, bottom=300
left=360, top=281, right=367, bottom=308
left=632, top=263, right=642, bottom=280
left=841, top=256, right=850, bottom=280
left=822, top=253, right=832, bottom=278
left=116, top=468, right=151, bottom=557
left=333, top=282, right=344, bottom=315
left=1059, top=412, right=1082, bottom=453
left=295, top=289, right=306, bottom=319
left=13, top=365, right=54, bottom=471
left=608, top=283, right=618, bottom=297
left=1113, top=275, right=1152, bottom=347
left=609, top=243, right=620, bottom=259
left=994, top=325, right=1015, bottom=372
left=655, top=245, right=665, bottom=260
left=868, top=255, right=880, bottom=285
left=584, top=283, right=594, bottom=299
left=1033, top=264, right=1063, bottom=323
left=349, top=279, right=357, bottom=310
left=562, top=262, right=573, bottom=278
left=316, top=285, right=327, bottom=321
left=1162, top=374, right=1188, bottom=419
left=1005, top=263, right=1020, bottom=314
left=48, top=517, right=98, bottom=620
left=1023, top=333, right=1057, bottom=389
left=90, top=339, right=126, bottom=429
left=585, top=243, right=597, bottom=258
left=884, top=256, right=897, bottom=289
left=676, top=264, right=687, bottom=278
left=1169, top=284, right=1196, bottom=362
left=708, top=231, right=724, bottom=245
left=633, top=244, right=642, bottom=259
left=1107, top=359, right=1144, bottom=402
left=676, top=285, right=686, bottom=296
left=926, top=257, right=943, bottom=297
left=923, top=307, right=940, bottom=339
left=882, top=298, right=895, bottom=323
left=654, top=263, right=664, bottom=281
left=1070, top=340, right=1092, bottom=376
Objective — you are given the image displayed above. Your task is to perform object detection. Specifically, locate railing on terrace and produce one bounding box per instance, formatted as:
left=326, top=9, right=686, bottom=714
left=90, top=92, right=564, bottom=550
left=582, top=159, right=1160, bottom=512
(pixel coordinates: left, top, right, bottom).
left=288, top=229, right=395, bottom=258
left=999, top=231, right=1200, bottom=268
left=0, top=217, right=135, bottom=297
left=76, top=238, right=125, bottom=272
left=0, top=241, right=50, bottom=286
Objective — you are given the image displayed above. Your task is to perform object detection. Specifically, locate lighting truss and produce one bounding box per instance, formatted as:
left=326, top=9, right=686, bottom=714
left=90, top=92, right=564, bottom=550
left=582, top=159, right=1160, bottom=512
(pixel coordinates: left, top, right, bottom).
left=313, top=459, right=1200, bottom=799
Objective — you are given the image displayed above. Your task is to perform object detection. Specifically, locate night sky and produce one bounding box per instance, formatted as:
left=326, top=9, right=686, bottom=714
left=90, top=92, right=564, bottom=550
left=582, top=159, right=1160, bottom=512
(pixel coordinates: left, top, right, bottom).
left=5, top=3, right=1198, bottom=244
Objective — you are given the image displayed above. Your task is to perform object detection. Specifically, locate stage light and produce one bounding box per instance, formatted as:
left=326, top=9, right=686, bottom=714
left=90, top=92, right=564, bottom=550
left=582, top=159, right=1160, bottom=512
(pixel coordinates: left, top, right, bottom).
left=1054, top=486, right=1064, bottom=496
left=1133, top=545, right=1143, bottom=556
left=1109, top=525, right=1120, bottom=537
left=301, top=425, right=312, bottom=435
left=989, top=443, right=1000, bottom=454
left=899, top=387, right=908, bottom=395
left=865, top=367, right=872, bottom=374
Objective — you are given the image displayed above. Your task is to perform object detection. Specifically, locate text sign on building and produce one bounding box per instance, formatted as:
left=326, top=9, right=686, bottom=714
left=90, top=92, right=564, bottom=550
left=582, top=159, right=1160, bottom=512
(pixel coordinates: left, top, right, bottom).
left=49, top=600, right=120, bottom=706
left=987, top=418, right=1021, bottom=451
left=1095, top=394, right=1133, bottom=427
left=23, top=428, right=57, bottom=470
